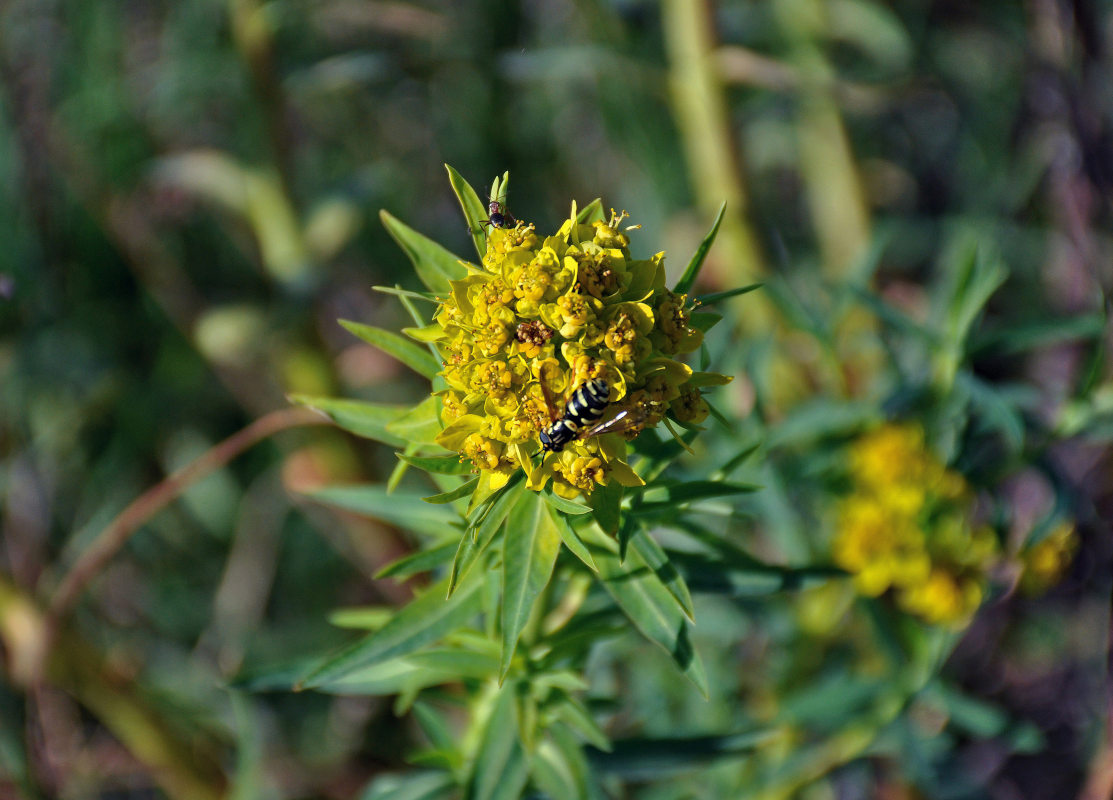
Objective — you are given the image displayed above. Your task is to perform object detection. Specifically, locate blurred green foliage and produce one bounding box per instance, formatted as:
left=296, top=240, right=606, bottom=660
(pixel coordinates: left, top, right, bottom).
left=0, top=1, right=1110, bottom=798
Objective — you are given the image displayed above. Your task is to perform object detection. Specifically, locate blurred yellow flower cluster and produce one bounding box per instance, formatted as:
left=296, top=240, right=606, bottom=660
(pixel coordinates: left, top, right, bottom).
left=431, top=206, right=727, bottom=499
left=832, top=424, right=998, bottom=626
left=1019, top=520, right=1077, bottom=595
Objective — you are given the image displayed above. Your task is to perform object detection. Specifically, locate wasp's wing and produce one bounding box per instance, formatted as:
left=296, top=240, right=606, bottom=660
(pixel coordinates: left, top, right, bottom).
left=537, top=361, right=562, bottom=425
left=579, top=408, right=646, bottom=440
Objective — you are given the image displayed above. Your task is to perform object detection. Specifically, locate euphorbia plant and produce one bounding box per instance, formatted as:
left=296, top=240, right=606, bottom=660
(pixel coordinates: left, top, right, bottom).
left=286, top=167, right=762, bottom=797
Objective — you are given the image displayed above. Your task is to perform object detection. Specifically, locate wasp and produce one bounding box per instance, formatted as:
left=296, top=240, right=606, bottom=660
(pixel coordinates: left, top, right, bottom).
left=536, top=366, right=645, bottom=453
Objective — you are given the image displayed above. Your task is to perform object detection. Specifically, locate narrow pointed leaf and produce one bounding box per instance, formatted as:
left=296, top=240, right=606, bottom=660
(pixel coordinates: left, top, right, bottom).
left=468, top=684, right=530, bottom=800
left=552, top=693, right=611, bottom=752
left=471, top=481, right=525, bottom=550
left=628, top=527, right=695, bottom=621
left=445, top=164, right=489, bottom=260
left=423, top=477, right=480, bottom=505
left=289, top=394, right=408, bottom=447
left=674, top=201, right=726, bottom=294
left=533, top=738, right=589, bottom=800
left=386, top=441, right=418, bottom=493
left=380, top=209, right=469, bottom=295
left=300, top=576, right=483, bottom=688
left=448, top=527, right=482, bottom=596
left=385, top=396, right=442, bottom=444
left=581, top=526, right=708, bottom=695
left=549, top=507, right=597, bottom=572
left=372, top=284, right=441, bottom=302
left=306, top=485, right=459, bottom=537
left=695, top=282, right=763, bottom=305
left=339, top=320, right=440, bottom=380
left=542, top=490, right=592, bottom=515
left=630, top=480, right=761, bottom=510
left=500, top=491, right=562, bottom=678
left=398, top=453, right=476, bottom=475
left=375, top=541, right=458, bottom=580
left=589, top=481, right=622, bottom=535
left=362, top=771, right=456, bottom=800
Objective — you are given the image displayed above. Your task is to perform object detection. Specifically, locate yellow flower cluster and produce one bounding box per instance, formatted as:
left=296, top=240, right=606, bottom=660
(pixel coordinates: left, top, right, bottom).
left=832, top=424, right=998, bottom=626
left=431, top=207, right=727, bottom=499
left=1019, top=521, right=1077, bottom=595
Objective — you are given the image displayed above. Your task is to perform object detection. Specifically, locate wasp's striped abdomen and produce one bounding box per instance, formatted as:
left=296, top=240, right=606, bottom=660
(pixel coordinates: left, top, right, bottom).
left=539, top=379, right=610, bottom=453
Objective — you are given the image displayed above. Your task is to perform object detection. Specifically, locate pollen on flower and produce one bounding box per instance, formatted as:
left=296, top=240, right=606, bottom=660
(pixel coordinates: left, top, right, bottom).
left=832, top=423, right=1000, bottom=627
left=431, top=196, right=725, bottom=499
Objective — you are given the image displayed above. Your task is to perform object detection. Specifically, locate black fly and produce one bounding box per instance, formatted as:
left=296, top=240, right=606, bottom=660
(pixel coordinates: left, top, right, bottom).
left=483, top=197, right=517, bottom=230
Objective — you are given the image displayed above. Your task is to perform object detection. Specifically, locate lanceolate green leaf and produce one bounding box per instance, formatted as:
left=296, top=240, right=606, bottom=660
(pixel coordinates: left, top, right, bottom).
left=339, top=320, right=440, bottom=380
left=549, top=508, right=597, bottom=572
left=385, top=396, right=443, bottom=445
left=632, top=480, right=761, bottom=504
left=542, top=490, right=592, bottom=515
left=362, top=770, right=456, bottom=800
left=375, top=541, right=458, bottom=580
left=589, top=481, right=623, bottom=535
left=307, top=485, right=459, bottom=538
left=580, top=526, right=709, bottom=695
left=445, top=164, right=489, bottom=260
left=380, top=209, right=470, bottom=295
left=674, top=200, right=726, bottom=295
left=695, top=282, right=763, bottom=305
left=450, top=482, right=524, bottom=595
left=423, top=477, right=480, bottom=505
left=299, top=575, right=484, bottom=689
left=628, top=526, right=695, bottom=621
left=500, top=491, right=562, bottom=679
left=289, top=394, right=408, bottom=447
left=468, top=684, right=530, bottom=800
left=398, top=453, right=476, bottom=475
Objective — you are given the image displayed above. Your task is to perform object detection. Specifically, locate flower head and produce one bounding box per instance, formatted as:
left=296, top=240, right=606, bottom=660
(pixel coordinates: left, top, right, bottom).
left=832, top=423, right=999, bottom=627
left=431, top=205, right=726, bottom=498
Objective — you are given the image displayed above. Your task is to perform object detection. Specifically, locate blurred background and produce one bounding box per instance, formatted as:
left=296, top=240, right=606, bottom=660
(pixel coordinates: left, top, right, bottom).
left=0, top=0, right=1110, bottom=798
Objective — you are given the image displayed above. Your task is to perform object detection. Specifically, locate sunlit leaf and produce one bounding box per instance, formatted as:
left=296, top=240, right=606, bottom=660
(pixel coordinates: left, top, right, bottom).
left=289, top=394, right=409, bottom=447
left=423, top=477, right=480, bottom=505
left=299, top=575, right=484, bottom=688
left=500, top=491, right=562, bottom=678
left=627, top=526, right=695, bottom=621
left=386, top=396, right=443, bottom=445
left=542, top=490, right=592, bottom=515
left=674, top=201, right=726, bottom=295
left=445, top=164, right=489, bottom=260
left=468, top=683, right=530, bottom=800
left=360, top=770, right=455, bottom=800
left=339, top=320, right=440, bottom=380
left=548, top=508, right=597, bottom=572
left=306, top=485, right=459, bottom=537
left=398, top=453, right=476, bottom=475
left=380, top=209, right=470, bottom=295
left=695, top=282, right=763, bottom=305
left=580, top=526, right=708, bottom=695
left=375, top=541, right=458, bottom=581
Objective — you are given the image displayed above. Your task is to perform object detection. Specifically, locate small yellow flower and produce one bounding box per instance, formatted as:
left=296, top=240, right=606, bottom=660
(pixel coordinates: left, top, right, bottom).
left=832, top=422, right=1000, bottom=627
left=431, top=203, right=725, bottom=499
